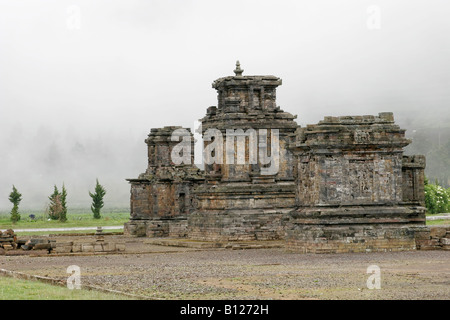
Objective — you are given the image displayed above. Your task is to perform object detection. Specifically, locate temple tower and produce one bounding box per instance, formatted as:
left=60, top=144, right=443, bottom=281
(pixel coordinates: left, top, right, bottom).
left=187, top=62, right=299, bottom=241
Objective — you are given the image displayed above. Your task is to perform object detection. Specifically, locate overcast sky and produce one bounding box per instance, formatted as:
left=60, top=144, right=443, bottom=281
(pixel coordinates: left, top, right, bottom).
left=1, top=0, right=449, bottom=211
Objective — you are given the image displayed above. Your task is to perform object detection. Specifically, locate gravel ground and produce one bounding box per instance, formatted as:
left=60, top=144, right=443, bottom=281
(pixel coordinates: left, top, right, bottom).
left=1, top=235, right=449, bottom=300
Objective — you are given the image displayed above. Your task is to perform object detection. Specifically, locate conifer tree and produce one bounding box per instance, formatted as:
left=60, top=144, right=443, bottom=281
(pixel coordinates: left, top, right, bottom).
left=48, top=185, right=62, bottom=220
left=89, top=179, right=106, bottom=219
left=60, top=184, right=68, bottom=222
left=9, top=185, right=22, bottom=223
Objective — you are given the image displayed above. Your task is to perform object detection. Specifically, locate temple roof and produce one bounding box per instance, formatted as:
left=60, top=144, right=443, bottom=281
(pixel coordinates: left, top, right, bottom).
left=212, top=61, right=281, bottom=89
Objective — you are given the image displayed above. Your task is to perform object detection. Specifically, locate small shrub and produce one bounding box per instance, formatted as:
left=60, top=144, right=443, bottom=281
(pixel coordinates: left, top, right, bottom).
left=425, top=183, right=449, bottom=214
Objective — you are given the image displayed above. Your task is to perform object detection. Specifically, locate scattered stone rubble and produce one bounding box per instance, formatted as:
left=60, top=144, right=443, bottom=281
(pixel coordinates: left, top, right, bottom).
left=0, top=229, right=19, bottom=253
left=0, top=228, right=125, bottom=255
left=21, top=238, right=56, bottom=251
left=0, top=229, right=55, bottom=254
left=414, top=226, right=450, bottom=250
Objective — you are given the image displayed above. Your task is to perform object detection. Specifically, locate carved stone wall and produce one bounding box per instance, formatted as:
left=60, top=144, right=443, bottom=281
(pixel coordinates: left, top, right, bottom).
left=292, top=113, right=409, bottom=206
left=285, top=113, right=426, bottom=253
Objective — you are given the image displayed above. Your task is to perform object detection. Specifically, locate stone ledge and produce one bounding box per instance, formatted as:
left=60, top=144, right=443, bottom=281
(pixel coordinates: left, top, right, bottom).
left=53, top=241, right=126, bottom=254
left=144, top=237, right=283, bottom=249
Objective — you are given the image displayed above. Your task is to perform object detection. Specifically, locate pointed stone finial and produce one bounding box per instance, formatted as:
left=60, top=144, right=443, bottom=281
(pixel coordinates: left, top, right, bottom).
left=233, top=60, right=243, bottom=76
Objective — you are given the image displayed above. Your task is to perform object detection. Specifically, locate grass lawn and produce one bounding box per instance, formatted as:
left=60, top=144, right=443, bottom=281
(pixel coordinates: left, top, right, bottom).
left=425, top=212, right=450, bottom=226
left=0, top=211, right=129, bottom=230
left=0, top=276, right=133, bottom=300
left=426, top=219, right=450, bottom=226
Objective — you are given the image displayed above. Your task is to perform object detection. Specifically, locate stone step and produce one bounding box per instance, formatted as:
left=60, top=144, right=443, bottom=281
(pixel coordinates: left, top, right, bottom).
left=144, top=238, right=283, bottom=249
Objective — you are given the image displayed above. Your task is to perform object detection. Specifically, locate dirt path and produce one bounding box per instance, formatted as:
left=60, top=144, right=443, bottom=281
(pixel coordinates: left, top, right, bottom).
left=0, top=235, right=448, bottom=300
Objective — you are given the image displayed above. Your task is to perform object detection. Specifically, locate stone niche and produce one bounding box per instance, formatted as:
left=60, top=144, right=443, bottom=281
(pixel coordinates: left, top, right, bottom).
left=124, top=126, right=204, bottom=237
left=284, top=113, right=427, bottom=253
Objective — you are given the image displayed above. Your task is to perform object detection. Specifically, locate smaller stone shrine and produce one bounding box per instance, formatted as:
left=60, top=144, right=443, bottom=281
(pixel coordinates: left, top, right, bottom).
left=124, top=126, right=204, bottom=237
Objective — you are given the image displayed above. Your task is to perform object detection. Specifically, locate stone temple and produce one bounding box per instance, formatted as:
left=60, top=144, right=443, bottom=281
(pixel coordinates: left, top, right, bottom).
left=124, top=62, right=427, bottom=253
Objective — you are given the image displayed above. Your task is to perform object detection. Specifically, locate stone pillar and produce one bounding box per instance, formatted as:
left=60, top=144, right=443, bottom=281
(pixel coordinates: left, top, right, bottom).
left=402, top=155, right=426, bottom=206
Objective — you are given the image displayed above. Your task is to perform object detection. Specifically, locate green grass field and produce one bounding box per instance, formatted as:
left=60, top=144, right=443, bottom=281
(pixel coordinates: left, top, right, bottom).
left=425, top=213, right=450, bottom=226
left=425, top=219, right=450, bottom=226
left=0, top=209, right=447, bottom=230
left=0, top=210, right=129, bottom=230
left=0, top=276, right=133, bottom=300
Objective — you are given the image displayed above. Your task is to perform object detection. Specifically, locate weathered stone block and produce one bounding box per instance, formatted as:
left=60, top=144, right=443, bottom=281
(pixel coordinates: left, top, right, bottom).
left=55, top=245, right=72, bottom=253
left=116, top=244, right=126, bottom=251
left=33, top=243, right=51, bottom=250
left=416, top=239, right=440, bottom=247
left=430, top=227, right=447, bottom=239
left=414, top=230, right=431, bottom=240
left=124, top=221, right=148, bottom=237
left=81, top=244, right=94, bottom=252
left=102, top=243, right=116, bottom=252
left=71, top=244, right=82, bottom=253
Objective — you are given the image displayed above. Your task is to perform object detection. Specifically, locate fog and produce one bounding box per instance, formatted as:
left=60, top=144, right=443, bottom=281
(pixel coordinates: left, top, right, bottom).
left=1, top=0, right=449, bottom=211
